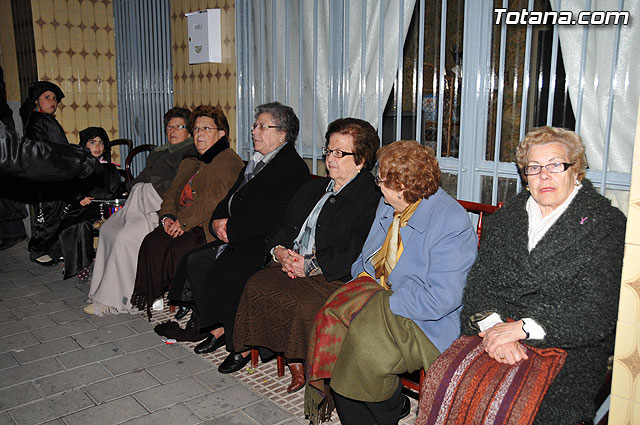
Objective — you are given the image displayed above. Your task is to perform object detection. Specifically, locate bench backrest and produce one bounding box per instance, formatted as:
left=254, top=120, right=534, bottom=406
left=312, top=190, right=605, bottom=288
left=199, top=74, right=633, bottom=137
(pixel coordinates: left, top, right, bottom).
left=456, top=200, right=503, bottom=245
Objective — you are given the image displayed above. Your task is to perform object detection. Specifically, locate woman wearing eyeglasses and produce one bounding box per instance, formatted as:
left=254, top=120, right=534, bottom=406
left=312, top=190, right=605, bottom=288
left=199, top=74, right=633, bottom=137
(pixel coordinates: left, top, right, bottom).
left=85, top=108, right=196, bottom=316
left=127, top=105, right=245, bottom=318
left=445, top=127, right=625, bottom=424
left=229, top=118, right=380, bottom=392
left=125, top=107, right=196, bottom=195
left=170, top=102, right=310, bottom=372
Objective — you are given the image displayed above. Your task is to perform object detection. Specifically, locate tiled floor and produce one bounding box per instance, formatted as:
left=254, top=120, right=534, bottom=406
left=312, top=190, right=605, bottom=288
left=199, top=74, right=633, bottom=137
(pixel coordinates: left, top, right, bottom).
left=0, top=241, right=418, bottom=424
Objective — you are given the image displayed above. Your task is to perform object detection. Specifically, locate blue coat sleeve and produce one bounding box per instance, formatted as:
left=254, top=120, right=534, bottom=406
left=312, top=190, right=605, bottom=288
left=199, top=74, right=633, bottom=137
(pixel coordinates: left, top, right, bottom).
left=388, top=202, right=477, bottom=322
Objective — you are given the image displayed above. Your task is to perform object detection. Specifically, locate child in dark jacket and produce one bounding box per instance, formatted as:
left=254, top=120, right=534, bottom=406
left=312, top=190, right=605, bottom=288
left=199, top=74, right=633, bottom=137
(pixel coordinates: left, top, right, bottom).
left=59, top=127, right=125, bottom=279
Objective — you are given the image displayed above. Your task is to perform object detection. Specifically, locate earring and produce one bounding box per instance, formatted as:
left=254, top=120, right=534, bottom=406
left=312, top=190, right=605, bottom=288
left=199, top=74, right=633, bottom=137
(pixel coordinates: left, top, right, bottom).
left=525, top=185, right=530, bottom=192
left=575, top=179, right=579, bottom=186
left=397, top=193, right=402, bottom=199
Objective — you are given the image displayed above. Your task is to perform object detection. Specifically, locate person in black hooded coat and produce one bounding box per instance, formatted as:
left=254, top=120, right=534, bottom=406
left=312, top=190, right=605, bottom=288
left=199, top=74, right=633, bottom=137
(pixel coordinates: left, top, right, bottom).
left=58, top=127, right=125, bottom=279
left=0, top=65, right=28, bottom=250
left=20, top=80, right=71, bottom=265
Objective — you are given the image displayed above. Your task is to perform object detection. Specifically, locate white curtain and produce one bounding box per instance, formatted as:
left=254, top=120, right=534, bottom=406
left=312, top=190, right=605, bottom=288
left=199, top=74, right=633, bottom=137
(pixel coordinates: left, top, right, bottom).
left=551, top=0, right=638, bottom=212
left=246, top=0, right=415, bottom=158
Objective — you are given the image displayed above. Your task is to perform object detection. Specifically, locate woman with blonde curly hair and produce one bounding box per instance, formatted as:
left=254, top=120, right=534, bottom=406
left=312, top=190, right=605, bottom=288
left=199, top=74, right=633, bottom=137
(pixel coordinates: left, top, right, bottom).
left=304, top=140, right=478, bottom=425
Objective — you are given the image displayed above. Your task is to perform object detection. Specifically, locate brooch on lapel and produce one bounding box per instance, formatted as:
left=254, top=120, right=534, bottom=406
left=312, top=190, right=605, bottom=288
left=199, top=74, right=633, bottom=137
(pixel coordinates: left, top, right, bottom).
left=580, top=216, right=588, bottom=225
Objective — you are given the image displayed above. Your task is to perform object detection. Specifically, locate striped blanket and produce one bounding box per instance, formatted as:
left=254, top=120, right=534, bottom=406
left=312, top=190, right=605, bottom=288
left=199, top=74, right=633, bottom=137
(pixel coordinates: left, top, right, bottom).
left=416, top=334, right=566, bottom=425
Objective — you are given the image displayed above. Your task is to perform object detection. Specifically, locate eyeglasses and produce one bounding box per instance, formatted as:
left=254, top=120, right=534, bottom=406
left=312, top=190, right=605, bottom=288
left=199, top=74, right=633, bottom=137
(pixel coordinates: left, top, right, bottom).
left=322, top=147, right=356, bottom=158
left=523, top=162, right=574, bottom=176
left=193, top=126, right=222, bottom=134
left=374, top=175, right=386, bottom=185
left=166, top=124, right=188, bottom=131
left=251, top=123, right=282, bottom=131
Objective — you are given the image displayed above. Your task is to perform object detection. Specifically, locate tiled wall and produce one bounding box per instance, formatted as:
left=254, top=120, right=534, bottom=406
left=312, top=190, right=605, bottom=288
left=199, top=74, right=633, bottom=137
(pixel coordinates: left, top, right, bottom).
left=17, top=0, right=120, bottom=160
left=170, top=0, right=238, bottom=149
left=610, top=100, right=640, bottom=424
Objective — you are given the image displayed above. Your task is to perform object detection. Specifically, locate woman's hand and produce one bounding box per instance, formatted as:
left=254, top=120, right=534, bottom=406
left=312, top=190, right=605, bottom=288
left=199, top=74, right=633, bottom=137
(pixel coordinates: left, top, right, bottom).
left=212, top=218, right=229, bottom=243
left=487, top=341, right=529, bottom=365
left=479, top=321, right=528, bottom=365
left=162, top=218, right=184, bottom=238
left=79, top=196, right=93, bottom=206
left=278, top=248, right=305, bottom=278
left=168, top=219, right=184, bottom=238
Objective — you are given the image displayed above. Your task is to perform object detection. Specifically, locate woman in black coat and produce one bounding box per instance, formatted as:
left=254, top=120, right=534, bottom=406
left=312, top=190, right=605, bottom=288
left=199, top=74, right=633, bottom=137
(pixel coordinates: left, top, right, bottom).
left=58, top=127, right=124, bottom=279
left=20, top=81, right=70, bottom=265
left=232, top=118, right=380, bottom=393
left=175, top=102, right=310, bottom=372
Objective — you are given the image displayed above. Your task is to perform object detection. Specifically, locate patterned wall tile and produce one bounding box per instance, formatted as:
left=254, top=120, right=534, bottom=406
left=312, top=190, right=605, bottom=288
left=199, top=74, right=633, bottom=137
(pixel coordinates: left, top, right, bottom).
left=27, top=0, right=119, bottom=160
left=170, top=0, right=237, bottom=149
left=609, top=394, right=632, bottom=425
left=613, top=97, right=640, bottom=413
left=612, top=320, right=640, bottom=400
left=619, top=282, right=640, bottom=324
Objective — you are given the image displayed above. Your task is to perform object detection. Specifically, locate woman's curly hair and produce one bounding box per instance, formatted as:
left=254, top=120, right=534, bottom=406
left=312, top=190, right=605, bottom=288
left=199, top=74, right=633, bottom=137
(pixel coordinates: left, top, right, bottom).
left=377, top=140, right=441, bottom=202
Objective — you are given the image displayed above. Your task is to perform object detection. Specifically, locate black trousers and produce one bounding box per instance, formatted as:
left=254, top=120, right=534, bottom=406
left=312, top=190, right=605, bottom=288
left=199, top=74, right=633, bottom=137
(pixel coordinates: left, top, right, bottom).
left=184, top=241, right=261, bottom=352
left=332, top=383, right=404, bottom=425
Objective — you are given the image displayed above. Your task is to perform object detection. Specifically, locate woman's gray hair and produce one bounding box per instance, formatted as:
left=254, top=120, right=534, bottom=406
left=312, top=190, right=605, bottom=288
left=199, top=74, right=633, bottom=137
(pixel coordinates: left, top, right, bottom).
left=255, top=102, right=299, bottom=144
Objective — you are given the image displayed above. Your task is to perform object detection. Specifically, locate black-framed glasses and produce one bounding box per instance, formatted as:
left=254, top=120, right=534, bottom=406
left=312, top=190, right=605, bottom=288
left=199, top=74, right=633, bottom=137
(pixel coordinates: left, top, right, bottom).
left=322, top=147, right=356, bottom=158
left=523, top=162, right=574, bottom=176
left=374, top=175, right=386, bottom=185
left=166, top=124, right=188, bottom=131
left=193, top=126, right=222, bottom=134
left=251, top=123, right=282, bottom=131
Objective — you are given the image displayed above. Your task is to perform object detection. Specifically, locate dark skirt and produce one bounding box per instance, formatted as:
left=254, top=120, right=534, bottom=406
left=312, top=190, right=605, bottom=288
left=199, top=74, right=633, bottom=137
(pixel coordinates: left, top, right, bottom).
left=131, top=225, right=206, bottom=318
left=233, top=262, right=343, bottom=360
left=58, top=204, right=101, bottom=279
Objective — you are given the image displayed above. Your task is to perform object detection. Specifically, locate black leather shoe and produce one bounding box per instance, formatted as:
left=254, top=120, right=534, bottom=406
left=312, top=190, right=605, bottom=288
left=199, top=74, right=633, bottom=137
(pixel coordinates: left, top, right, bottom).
left=175, top=305, right=191, bottom=320
left=193, top=333, right=225, bottom=354
left=218, top=351, right=251, bottom=374
left=399, top=394, right=411, bottom=420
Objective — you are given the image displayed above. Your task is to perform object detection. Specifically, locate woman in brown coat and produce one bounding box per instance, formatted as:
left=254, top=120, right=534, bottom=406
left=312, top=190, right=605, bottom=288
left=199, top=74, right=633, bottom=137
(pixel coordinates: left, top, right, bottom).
left=130, top=105, right=244, bottom=318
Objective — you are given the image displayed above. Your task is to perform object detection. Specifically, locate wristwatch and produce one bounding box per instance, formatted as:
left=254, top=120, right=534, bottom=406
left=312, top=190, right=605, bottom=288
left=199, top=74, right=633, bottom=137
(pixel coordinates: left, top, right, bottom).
left=270, top=245, right=285, bottom=263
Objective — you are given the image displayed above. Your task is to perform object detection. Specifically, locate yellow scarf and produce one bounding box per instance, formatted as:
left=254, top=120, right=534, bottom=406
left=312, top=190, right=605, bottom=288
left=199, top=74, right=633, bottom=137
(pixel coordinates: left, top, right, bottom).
left=370, top=199, right=421, bottom=289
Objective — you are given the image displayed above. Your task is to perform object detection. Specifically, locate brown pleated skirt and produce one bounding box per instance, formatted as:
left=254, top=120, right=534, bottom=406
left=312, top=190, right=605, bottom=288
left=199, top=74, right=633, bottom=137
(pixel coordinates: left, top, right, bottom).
left=233, top=262, right=343, bottom=360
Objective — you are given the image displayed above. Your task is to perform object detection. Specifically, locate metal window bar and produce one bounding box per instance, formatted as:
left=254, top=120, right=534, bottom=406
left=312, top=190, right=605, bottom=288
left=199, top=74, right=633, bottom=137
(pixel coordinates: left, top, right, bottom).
left=377, top=0, right=385, bottom=142
left=298, top=1, right=304, bottom=153
left=546, top=0, right=561, bottom=126
left=272, top=0, right=277, bottom=100
left=436, top=0, right=448, bottom=158
left=312, top=0, right=319, bottom=174
left=600, top=0, right=625, bottom=195
left=489, top=0, right=509, bottom=207
left=235, top=0, right=250, bottom=158
left=415, top=0, right=426, bottom=144
left=344, top=1, right=350, bottom=119
left=113, top=0, right=172, bottom=177
left=395, top=0, right=405, bottom=143
left=516, top=0, right=535, bottom=195
left=285, top=1, right=291, bottom=105
left=574, top=0, right=592, bottom=136
left=360, top=0, right=367, bottom=120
